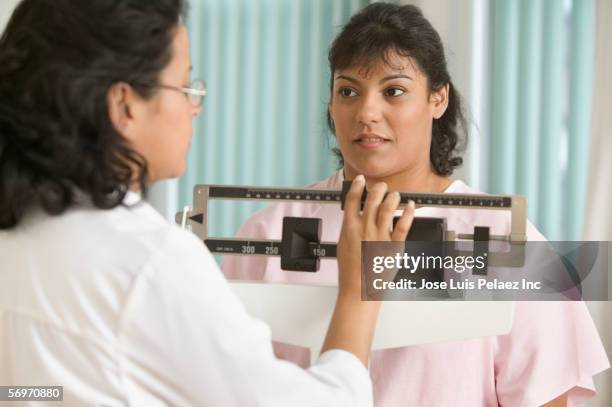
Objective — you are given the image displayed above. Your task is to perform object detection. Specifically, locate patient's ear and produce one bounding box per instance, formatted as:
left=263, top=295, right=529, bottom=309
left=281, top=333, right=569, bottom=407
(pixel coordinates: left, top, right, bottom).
left=328, top=103, right=335, bottom=129
left=430, top=83, right=449, bottom=119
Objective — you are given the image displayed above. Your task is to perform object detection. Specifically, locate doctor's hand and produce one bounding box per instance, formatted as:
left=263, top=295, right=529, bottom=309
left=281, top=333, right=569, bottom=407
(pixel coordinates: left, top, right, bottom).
left=337, top=175, right=415, bottom=295
left=321, top=175, right=414, bottom=366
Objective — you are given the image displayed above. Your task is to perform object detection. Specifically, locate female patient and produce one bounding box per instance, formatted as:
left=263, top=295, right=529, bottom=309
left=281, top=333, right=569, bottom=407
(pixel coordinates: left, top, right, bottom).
left=0, top=0, right=415, bottom=405
left=222, top=3, right=610, bottom=406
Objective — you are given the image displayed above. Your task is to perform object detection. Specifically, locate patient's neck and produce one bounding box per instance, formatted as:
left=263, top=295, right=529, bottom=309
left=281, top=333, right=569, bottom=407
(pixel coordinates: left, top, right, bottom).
left=343, top=165, right=453, bottom=194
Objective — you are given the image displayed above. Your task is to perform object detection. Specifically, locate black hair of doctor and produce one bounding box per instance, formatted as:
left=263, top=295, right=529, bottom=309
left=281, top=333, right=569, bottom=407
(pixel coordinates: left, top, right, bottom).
left=0, top=0, right=185, bottom=229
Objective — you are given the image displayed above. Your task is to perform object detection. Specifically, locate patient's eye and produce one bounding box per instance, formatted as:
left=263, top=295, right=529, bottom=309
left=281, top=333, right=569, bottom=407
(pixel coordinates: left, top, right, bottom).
left=384, top=87, right=405, bottom=97
left=338, top=87, right=358, bottom=98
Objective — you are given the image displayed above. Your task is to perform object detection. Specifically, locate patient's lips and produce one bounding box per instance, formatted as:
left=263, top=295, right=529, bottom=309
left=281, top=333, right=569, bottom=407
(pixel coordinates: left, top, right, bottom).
left=354, top=132, right=390, bottom=149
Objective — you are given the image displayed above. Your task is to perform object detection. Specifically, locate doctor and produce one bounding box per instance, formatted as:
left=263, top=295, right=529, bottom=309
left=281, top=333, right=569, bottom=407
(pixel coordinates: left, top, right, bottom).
left=0, top=0, right=415, bottom=405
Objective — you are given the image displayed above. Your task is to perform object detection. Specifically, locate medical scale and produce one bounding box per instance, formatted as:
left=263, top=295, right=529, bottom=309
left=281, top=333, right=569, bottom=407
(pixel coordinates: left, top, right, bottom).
left=175, top=181, right=524, bottom=360
left=176, top=181, right=528, bottom=273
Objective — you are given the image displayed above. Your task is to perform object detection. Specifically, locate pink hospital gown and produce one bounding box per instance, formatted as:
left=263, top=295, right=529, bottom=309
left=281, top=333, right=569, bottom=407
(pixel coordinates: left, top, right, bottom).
left=221, top=170, right=610, bottom=406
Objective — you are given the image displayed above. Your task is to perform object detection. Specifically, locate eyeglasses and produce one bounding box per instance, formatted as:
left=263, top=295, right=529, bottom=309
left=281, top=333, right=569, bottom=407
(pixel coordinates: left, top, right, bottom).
left=156, top=79, right=207, bottom=107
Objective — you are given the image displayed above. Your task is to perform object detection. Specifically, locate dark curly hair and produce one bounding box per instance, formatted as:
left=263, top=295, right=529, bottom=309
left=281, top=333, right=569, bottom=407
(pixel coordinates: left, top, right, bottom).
left=327, top=2, right=467, bottom=175
left=0, top=0, right=187, bottom=229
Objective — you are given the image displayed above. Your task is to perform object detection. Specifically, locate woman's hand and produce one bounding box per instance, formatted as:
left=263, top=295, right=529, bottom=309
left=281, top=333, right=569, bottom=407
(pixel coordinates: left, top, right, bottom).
left=322, top=174, right=415, bottom=366
left=337, top=174, right=415, bottom=295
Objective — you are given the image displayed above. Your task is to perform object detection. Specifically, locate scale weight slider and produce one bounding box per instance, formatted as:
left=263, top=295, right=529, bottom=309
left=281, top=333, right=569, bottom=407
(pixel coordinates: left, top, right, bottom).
left=280, top=217, right=322, bottom=272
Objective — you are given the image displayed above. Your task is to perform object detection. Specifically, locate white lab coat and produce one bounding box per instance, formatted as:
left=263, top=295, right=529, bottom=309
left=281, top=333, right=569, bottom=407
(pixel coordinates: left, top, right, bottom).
left=0, top=192, right=371, bottom=406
